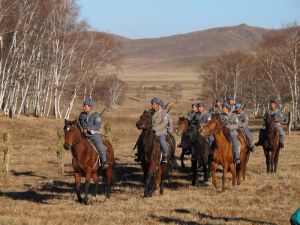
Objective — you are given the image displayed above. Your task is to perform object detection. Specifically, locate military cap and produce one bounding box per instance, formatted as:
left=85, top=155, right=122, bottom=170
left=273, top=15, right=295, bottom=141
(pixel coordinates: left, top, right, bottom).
left=269, top=99, right=278, bottom=104
left=215, top=97, right=222, bottom=102
left=222, top=103, right=231, bottom=109
left=235, top=103, right=242, bottom=109
left=151, top=97, right=161, bottom=105
left=228, top=96, right=235, bottom=101
left=197, top=102, right=205, bottom=107
left=83, top=98, right=94, bottom=106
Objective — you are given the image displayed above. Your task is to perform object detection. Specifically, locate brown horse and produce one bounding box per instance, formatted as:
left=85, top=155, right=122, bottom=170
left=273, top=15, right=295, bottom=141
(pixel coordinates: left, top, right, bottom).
left=199, top=115, right=236, bottom=191
left=63, top=120, right=114, bottom=204
left=236, top=129, right=251, bottom=182
left=176, top=117, right=191, bottom=168
left=262, top=115, right=281, bottom=173
left=136, top=111, right=169, bottom=197
left=176, top=116, right=211, bottom=185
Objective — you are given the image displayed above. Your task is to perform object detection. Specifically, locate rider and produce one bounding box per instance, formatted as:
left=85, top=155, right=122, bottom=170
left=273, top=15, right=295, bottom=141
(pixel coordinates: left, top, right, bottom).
left=234, top=103, right=256, bottom=151
left=177, top=103, right=198, bottom=149
left=77, top=99, right=108, bottom=169
left=160, top=99, right=173, bottom=134
left=195, top=102, right=214, bottom=146
left=151, top=97, right=169, bottom=163
left=255, top=99, right=285, bottom=149
left=228, top=96, right=236, bottom=113
left=220, top=103, right=241, bottom=164
left=211, top=97, right=223, bottom=115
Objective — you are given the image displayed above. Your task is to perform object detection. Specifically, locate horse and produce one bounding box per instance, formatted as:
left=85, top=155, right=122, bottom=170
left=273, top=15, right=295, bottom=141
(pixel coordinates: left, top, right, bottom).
left=176, top=117, right=192, bottom=168
left=262, top=115, right=281, bottom=173
left=176, top=116, right=211, bottom=185
left=63, top=120, right=114, bottom=204
left=199, top=115, right=237, bottom=191
left=135, top=111, right=170, bottom=197
left=236, top=129, right=251, bottom=182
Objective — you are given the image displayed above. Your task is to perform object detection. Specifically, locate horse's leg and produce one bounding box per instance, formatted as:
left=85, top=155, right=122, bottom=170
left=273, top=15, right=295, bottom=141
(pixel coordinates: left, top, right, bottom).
left=159, top=164, right=166, bottom=195
left=91, top=172, right=99, bottom=201
left=144, top=173, right=152, bottom=197
left=191, top=159, right=197, bottom=185
left=83, top=171, right=92, bottom=205
left=211, top=162, right=218, bottom=189
left=243, top=151, right=250, bottom=180
left=105, top=166, right=112, bottom=198
left=222, top=163, right=229, bottom=192
left=274, top=148, right=280, bottom=173
left=264, top=150, right=270, bottom=173
left=74, top=172, right=82, bottom=203
left=229, top=163, right=237, bottom=187
left=180, top=150, right=185, bottom=168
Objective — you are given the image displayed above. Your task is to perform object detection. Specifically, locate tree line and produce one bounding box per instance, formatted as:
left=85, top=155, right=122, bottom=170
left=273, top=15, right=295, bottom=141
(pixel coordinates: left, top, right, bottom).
left=197, top=25, right=300, bottom=128
left=0, top=0, right=123, bottom=119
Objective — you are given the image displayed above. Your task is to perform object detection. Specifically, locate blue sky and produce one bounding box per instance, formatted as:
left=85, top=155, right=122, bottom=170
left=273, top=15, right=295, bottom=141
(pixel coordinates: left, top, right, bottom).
left=76, top=0, right=300, bottom=39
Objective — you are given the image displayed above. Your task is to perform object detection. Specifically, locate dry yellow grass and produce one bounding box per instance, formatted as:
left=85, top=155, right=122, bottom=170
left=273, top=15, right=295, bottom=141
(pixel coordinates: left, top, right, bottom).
left=0, top=81, right=299, bottom=225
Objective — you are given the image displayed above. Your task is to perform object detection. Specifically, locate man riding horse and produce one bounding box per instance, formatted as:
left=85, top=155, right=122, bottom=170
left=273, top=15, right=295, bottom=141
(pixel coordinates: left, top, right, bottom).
left=77, top=99, right=108, bottom=169
left=220, top=103, right=241, bottom=164
left=255, top=99, right=285, bottom=149
left=150, top=97, right=169, bottom=163
left=234, top=103, right=256, bottom=152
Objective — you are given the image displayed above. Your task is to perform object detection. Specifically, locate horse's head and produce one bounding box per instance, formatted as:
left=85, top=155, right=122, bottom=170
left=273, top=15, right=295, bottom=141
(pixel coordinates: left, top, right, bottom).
left=136, top=110, right=152, bottom=130
left=199, top=114, right=222, bottom=137
left=176, top=116, right=189, bottom=136
left=63, top=119, right=78, bottom=150
left=266, top=115, right=277, bottom=130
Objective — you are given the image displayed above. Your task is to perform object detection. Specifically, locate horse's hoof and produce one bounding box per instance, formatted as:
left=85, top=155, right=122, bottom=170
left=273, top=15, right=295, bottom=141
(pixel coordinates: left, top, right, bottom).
left=160, top=189, right=164, bottom=195
left=78, top=198, right=83, bottom=203
left=192, top=181, right=196, bottom=186
left=83, top=199, right=89, bottom=205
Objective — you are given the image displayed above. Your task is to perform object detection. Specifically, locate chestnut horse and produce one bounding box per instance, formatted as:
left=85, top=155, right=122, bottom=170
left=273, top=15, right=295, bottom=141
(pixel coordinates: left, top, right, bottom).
left=262, top=115, right=281, bottom=173
left=136, top=111, right=169, bottom=197
left=199, top=115, right=237, bottom=191
left=176, top=117, right=211, bottom=185
left=63, top=120, right=114, bottom=204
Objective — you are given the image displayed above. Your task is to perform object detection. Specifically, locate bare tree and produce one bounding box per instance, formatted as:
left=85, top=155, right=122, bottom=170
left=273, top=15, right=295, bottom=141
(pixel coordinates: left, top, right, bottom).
left=95, top=74, right=127, bottom=108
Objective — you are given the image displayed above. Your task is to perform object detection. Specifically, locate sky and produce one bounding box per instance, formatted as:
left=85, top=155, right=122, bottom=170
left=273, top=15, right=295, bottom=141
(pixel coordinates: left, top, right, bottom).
left=76, top=0, right=300, bottom=39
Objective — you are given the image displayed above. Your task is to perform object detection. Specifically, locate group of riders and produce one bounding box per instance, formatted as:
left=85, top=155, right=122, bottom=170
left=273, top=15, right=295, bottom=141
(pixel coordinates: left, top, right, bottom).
left=76, top=95, right=286, bottom=170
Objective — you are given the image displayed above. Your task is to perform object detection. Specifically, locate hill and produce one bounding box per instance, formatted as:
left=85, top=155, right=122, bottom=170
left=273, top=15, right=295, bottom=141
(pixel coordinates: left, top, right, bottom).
left=112, top=24, right=269, bottom=81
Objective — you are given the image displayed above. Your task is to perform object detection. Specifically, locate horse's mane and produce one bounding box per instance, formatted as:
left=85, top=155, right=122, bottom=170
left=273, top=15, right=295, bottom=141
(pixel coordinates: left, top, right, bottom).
left=213, top=114, right=232, bottom=142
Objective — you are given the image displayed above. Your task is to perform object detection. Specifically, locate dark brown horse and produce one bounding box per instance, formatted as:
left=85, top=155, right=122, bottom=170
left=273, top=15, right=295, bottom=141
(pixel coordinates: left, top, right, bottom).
left=63, top=120, right=114, bottom=204
left=199, top=115, right=236, bottom=191
left=136, top=111, right=169, bottom=197
left=176, top=116, right=211, bottom=185
left=262, top=115, right=281, bottom=173
left=176, top=117, right=191, bottom=168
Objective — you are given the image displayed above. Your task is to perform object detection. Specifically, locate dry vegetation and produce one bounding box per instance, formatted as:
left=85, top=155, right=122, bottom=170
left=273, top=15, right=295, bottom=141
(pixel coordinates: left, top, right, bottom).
left=0, top=81, right=299, bottom=225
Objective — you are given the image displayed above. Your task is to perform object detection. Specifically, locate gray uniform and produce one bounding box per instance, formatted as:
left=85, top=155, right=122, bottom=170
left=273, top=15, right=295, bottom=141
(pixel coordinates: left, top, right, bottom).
left=166, top=112, right=173, bottom=133
left=263, top=108, right=285, bottom=144
left=152, top=108, right=168, bottom=158
left=211, top=106, right=222, bottom=115
left=235, top=111, right=254, bottom=147
left=187, top=111, right=197, bottom=122
left=220, top=112, right=240, bottom=161
left=77, top=110, right=107, bottom=163
left=195, top=111, right=214, bottom=146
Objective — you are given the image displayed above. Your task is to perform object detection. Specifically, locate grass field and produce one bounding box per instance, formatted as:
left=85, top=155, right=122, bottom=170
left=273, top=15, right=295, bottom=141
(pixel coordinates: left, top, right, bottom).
left=0, top=81, right=299, bottom=225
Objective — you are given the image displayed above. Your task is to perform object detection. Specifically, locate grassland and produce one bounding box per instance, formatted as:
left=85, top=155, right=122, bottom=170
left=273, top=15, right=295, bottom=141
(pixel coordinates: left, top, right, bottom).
left=0, top=80, right=299, bottom=225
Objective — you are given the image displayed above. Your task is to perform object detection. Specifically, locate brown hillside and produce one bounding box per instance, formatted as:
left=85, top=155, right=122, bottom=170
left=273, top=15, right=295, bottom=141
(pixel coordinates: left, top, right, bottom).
left=112, top=24, right=269, bottom=81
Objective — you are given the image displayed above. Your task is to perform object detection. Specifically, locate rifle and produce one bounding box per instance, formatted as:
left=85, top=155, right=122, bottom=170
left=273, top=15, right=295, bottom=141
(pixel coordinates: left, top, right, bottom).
left=100, top=107, right=107, bottom=116
left=167, top=105, right=173, bottom=113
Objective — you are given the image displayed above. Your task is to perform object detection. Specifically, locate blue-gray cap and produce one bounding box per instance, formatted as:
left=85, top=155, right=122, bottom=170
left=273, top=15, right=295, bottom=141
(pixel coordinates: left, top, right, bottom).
left=228, top=96, right=235, bottom=101
left=197, top=102, right=205, bottom=107
left=222, top=103, right=231, bottom=109
left=151, top=97, right=161, bottom=105
left=235, top=103, right=242, bottom=109
left=83, top=98, right=94, bottom=106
